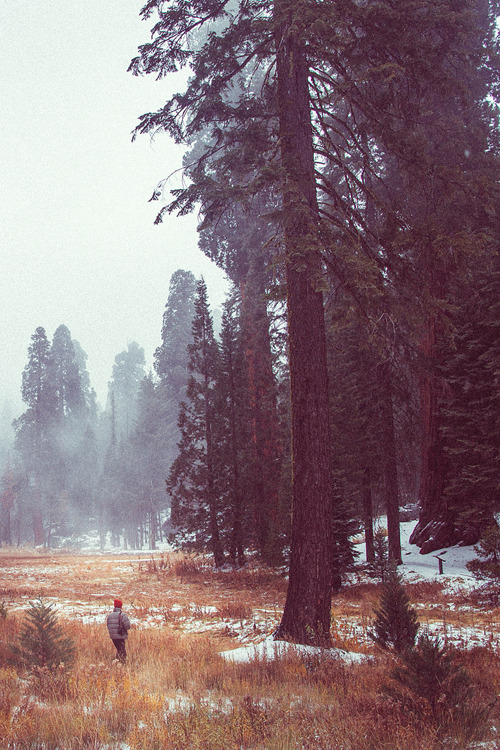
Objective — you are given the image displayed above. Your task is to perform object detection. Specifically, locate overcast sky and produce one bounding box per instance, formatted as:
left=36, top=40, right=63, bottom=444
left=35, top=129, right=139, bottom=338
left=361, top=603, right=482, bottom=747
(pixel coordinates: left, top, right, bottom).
left=0, top=0, right=229, bottom=416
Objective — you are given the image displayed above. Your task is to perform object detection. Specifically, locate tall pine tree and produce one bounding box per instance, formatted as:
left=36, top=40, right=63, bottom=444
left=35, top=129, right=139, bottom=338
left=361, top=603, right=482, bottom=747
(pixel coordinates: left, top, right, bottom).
left=167, top=278, right=225, bottom=567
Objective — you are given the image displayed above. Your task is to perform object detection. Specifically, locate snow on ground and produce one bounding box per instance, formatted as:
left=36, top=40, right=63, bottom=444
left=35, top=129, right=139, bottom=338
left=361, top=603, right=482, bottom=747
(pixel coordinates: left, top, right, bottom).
left=220, top=634, right=368, bottom=664
left=395, top=520, right=478, bottom=584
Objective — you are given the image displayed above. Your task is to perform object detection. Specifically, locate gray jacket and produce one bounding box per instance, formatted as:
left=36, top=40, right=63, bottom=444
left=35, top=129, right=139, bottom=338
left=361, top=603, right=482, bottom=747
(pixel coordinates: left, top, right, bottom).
left=106, top=607, right=131, bottom=640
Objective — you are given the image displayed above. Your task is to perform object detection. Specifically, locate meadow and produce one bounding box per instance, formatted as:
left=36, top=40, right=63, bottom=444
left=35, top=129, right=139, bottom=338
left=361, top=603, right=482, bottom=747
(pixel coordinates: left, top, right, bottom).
left=0, top=545, right=499, bottom=749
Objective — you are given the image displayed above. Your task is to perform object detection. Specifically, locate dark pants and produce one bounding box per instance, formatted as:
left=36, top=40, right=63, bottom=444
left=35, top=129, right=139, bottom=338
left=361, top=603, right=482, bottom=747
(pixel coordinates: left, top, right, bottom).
left=112, top=638, right=127, bottom=664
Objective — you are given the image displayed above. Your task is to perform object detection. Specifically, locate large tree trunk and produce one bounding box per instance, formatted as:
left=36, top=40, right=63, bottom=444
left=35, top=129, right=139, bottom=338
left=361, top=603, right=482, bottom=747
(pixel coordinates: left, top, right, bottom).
left=362, top=466, right=375, bottom=564
left=379, top=363, right=402, bottom=564
left=410, top=316, right=450, bottom=553
left=241, top=263, right=283, bottom=564
left=205, top=377, right=225, bottom=569
left=273, top=9, right=336, bottom=647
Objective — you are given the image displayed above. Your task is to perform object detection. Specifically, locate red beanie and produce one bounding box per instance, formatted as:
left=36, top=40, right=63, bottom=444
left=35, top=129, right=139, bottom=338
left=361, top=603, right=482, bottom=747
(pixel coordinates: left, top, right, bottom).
left=114, top=599, right=122, bottom=608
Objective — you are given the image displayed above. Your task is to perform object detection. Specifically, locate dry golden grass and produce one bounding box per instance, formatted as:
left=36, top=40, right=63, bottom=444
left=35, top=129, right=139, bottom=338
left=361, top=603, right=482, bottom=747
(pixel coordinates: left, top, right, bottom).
left=0, top=549, right=499, bottom=748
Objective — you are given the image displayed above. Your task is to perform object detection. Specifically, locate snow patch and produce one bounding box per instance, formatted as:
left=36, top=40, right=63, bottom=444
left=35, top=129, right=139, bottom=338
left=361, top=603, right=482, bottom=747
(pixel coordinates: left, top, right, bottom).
left=220, top=635, right=368, bottom=664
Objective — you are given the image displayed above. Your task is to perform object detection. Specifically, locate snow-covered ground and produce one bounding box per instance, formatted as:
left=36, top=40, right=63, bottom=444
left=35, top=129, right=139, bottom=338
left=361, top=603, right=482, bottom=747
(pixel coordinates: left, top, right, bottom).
left=221, top=634, right=369, bottom=664
left=393, top=520, right=478, bottom=583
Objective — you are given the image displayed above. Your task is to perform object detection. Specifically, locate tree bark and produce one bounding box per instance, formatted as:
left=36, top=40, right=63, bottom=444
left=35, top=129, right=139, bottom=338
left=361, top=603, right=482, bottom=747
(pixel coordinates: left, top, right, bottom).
left=379, top=362, right=402, bottom=564
left=273, top=7, right=335, bottom=646
left=241, top=266, right=283, bottom=564
left=205, top=373, right=225, bottom=568
left=410, top=316, right=449, bottom=552
left=362, top=466, right=375, bottom=564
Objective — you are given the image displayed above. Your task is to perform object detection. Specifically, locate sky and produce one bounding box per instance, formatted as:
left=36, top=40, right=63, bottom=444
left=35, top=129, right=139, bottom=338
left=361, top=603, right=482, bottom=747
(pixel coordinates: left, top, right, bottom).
left=0, top=0, right=229, bottom=416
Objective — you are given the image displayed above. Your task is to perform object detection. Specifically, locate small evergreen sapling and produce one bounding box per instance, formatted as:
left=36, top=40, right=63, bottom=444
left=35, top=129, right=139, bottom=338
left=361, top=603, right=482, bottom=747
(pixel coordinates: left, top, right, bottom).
left=369, top=527, right=390, bottom=582
left=12, top=598, right=75, bottom=670
left=385, top=634, right=490, bottom=742
left=369, top=566, right=419, bottom=653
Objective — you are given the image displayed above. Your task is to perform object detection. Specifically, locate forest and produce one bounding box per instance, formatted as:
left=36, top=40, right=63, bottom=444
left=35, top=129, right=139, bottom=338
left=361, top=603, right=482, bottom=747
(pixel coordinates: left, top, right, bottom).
left=1, top=0, right=500, bottom=650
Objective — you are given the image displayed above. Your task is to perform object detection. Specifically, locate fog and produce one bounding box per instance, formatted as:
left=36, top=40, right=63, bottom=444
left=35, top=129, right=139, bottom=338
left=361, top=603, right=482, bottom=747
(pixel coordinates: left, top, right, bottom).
left=0, top=0, right=229, bottom=419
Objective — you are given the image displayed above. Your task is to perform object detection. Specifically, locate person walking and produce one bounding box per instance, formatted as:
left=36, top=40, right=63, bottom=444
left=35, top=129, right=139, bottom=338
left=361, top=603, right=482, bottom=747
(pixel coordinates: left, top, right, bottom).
left=106, top=599, right=131, bottom=664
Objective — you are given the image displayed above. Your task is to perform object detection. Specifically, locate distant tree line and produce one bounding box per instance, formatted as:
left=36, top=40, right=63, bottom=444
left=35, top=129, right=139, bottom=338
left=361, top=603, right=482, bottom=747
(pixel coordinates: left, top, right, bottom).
left=1, top=266, right=287, bottom=560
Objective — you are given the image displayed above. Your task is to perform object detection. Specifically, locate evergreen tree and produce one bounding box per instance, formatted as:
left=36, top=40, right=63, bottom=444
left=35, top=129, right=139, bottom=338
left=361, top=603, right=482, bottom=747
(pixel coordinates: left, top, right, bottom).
left=47, top=325, right=90, bottom=537
left=19, top=327, right=54, bottom=413
left=49, top=325, right=86, bottom=419
left=13, top=326, right=100, bottom=544
left=239, top=261, right=285, bottom=565
left=167, top=278, right=225, bottom=567
left=466, top=524, right=500, bottom=592
left=123, top=373, right=166, bottom=549
left=369, top=567, right=419, bottom=653
left=70, top=424, right=100, bottom=534
left=108, top=342, right=145, bottom=444
left=154, top=269, right=197, bottom=400
left=13, top=327, right=56, bottom=545
left=154, top=269, right=197, bottom=492
left=98, top=391, right=122, bottom=547
left=386, top=634, right=489, bottom=742
left=0, top=462, right=16, bottom=546
left=440, top=268, right=500, bottom=539
left=216, top=293, right=250, bottom=566
left=370, top=527, right=390, bottom=583
left=326, top=318, right=397, bottom=568
left=72, top=338, right=98, bottom=419
left=12, top=598, right=75, bottom=670
left=192, top=187, right=286, bottom=564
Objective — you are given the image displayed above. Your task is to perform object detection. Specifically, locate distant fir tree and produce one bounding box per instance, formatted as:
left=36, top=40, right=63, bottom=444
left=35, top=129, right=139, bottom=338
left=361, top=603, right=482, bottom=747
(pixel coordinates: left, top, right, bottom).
left=45, top=325, right=92, bottom=539
left=167, top=278, right=225, bottom=567
left=98, top=390, right=122, bottom=547
left=108, top=341, right=145, bottom=444
left=0, top=462, right=16, bottom=546
left=196, top=195, right=286, bottom=564
left=154, top=269, right=197, bottom=402
left=13, top=326, right=98, bottom=545
left=240, top=259, right=286, bottom=565
left=49, top=325, right=86, bottom=419
left=327, top=318, right=389, bottom=566
left=121, top=373, right=166, bottom=549
left=69, top=424, right=100, bottom=534
left=72, top=338, right=98, bottom=419
left=13, top=327, right=56, bottom=545
left=154, top=269, right=197, bottom=486
left=19, top=327, right=54, bottom=414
